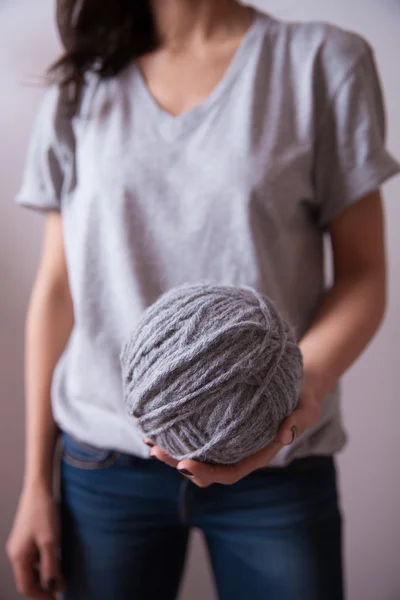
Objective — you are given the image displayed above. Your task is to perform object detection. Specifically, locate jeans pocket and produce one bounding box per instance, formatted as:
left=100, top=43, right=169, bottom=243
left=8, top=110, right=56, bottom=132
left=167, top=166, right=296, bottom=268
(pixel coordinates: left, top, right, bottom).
left=61, top=432, right=120, bottom=470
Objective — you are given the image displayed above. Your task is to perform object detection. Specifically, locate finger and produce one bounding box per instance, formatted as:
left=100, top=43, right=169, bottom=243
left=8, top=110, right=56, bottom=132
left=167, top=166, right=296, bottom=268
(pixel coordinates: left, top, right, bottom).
left=39, top=541, right=64, bottom=595
left=176, top=469, right=212, bottom=488
left=177, top=459, right=212, bottom=482
left=177, top=459, right=239, bottom=486
left=179, top=445, right=281, bottom=485
left=150, top=446, right=179, bottom=468
left=177, top=436, right=288, bottom=486
left=12, top=555, right=53, bottom=600
left=277, top=403, right=316, bottom=444
left=275, top=417, right=298, bottom=446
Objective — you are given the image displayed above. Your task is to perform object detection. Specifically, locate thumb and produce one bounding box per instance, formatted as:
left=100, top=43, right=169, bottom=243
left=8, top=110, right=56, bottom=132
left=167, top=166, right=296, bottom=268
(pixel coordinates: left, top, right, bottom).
left=276, top=416, right=298, bottom=446
left=39, top=541, right=64, bottom=596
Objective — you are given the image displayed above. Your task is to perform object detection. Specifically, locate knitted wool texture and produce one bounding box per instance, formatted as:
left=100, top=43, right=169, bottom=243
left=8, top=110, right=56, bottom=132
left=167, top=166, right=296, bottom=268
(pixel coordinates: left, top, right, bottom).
left=121, top=284, right=303, bottom=465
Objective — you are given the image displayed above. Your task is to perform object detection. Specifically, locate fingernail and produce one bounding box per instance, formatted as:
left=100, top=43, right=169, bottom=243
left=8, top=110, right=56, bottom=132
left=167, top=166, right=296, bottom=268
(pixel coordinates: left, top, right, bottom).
left=47, top=579, right=57, bottom=592
left=178, top=469, right=194, bottom=477
left=290, top=426, right=297, bottom=445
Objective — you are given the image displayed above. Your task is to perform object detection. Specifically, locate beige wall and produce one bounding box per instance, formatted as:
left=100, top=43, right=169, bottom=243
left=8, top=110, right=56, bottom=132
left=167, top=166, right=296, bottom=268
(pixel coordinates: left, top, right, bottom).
left=1, top=1, right=399, bottom=599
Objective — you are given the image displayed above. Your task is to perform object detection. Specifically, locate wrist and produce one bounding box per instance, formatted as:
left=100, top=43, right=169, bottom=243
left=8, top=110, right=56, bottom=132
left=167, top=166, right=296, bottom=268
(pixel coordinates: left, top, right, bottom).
left=299, top=349, right=334, bottom=403
left=23, top=429, right=59, bottom=495
left=304, top=369, right=329, bottom=402
left=22, top=471, right=54, bottom=496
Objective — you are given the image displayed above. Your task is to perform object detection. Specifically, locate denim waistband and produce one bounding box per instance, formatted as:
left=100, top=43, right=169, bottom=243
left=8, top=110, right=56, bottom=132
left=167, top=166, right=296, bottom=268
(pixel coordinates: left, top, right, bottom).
left=61, top=431, right=332, bottom=473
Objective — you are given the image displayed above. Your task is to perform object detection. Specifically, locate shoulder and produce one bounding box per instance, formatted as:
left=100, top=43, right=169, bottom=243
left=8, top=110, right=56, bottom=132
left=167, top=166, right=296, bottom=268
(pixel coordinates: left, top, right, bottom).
left=28, top=81, right=81, bottom=162
left=257, top=12, right=373, bottom=92
left=294, top=20, right=372, bottom=85
left=39, top=72, right=109, bottom=135
left=292, top=19, right=370, bottom=60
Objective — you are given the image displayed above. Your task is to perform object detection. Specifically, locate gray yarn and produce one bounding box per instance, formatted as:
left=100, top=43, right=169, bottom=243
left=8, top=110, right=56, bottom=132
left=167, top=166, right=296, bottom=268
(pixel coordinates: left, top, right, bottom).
left=120, top=284, right=303, bottom=465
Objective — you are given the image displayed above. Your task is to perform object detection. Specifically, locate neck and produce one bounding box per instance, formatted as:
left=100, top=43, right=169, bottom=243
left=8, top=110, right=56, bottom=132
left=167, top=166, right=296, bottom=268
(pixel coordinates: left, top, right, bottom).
left=150, top=0, right=253, bottom=48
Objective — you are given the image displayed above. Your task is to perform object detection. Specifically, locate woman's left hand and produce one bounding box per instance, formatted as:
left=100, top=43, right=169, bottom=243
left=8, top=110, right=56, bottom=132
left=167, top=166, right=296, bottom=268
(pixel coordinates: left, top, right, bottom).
left=147, top=374, right=322, bottom=488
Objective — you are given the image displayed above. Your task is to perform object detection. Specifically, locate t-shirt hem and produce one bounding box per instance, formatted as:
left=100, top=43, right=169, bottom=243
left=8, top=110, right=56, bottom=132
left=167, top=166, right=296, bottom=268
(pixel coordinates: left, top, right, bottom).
left=16, top=194, right=61, bottom=213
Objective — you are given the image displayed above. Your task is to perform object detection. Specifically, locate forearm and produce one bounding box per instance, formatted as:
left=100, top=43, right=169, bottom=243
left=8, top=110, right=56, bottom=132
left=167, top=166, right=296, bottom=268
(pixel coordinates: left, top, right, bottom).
left=299, top=270, right=386, bottom=400
left=23, top=279, right=73, bottom=493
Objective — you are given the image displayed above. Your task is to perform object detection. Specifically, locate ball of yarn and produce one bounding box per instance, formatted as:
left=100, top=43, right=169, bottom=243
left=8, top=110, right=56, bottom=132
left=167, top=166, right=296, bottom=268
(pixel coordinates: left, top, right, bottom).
left=121, top=284, right=303, bottom=465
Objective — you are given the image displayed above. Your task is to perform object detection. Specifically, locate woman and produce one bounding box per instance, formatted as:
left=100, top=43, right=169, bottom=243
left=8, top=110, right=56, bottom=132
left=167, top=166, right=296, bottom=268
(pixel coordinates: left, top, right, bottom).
left=6, top=1, right=399, bottom=599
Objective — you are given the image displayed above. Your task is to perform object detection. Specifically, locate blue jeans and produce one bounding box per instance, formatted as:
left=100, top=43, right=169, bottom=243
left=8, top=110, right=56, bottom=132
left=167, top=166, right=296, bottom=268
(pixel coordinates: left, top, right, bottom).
left=60, top=433, right=344, bottom=600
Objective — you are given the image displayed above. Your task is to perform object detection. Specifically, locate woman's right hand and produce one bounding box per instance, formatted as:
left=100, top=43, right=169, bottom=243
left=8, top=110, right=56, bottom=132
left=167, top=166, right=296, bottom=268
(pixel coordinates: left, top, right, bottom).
left=6, top=484, right=64, bottom=599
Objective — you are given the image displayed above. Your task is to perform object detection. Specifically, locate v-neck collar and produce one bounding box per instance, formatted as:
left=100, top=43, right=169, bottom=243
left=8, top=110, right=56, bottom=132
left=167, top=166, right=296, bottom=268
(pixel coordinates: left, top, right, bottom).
left=133, top=11, right=265, bottom=140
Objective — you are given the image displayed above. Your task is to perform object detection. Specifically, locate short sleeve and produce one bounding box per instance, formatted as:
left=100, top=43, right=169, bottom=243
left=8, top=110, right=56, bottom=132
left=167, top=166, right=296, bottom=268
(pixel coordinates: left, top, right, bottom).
left=313, top=45, right=400, bottom=228
left=16, top=84, right=74, bottom=212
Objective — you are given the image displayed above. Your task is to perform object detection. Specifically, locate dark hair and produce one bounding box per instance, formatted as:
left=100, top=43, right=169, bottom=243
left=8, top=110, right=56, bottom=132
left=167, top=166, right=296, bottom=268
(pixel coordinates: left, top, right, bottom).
left=50, top=0, right=159, bottom=108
